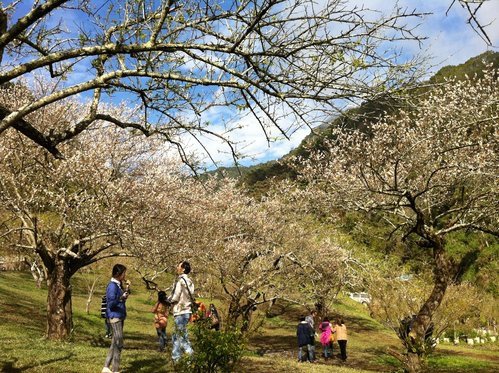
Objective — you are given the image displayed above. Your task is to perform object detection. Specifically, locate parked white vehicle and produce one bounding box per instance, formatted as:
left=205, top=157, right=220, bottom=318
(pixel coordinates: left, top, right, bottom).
left=349, top=292, right=371, bottom=305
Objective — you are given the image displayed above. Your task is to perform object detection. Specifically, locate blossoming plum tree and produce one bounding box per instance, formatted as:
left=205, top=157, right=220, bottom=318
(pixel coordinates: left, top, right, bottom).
left=298, top=69, right=498, bottom=372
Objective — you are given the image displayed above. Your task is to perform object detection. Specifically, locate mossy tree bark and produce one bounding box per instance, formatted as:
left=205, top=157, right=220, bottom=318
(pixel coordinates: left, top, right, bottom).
left=403, top=241, right=452, bottom=373
left=46, top=258, right=74, bottom=340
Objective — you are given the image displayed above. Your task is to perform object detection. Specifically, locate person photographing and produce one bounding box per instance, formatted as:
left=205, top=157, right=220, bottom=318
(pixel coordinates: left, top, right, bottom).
left=167, top=261, right=194, bottom=363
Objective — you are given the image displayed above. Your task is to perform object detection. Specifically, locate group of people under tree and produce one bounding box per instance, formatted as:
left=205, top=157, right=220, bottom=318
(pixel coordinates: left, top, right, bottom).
left=100, top=261, right=205, bottom=373
left=100, top=260, right=350, bottom=372
left=297, top=310, right=348, bottom=363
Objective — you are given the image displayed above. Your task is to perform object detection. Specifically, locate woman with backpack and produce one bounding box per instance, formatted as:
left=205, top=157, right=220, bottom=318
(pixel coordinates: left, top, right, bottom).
left=102, top=264, right=129, bottom=373
left=152, top=291, right=169, bottom=352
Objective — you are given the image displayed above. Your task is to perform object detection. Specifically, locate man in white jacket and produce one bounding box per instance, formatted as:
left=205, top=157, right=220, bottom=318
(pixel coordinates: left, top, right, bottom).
left=168, top=260, right=194, bottom=362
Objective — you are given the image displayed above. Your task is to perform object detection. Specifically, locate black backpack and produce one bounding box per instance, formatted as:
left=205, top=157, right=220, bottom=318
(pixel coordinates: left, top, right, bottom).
left=209, top=303, right=221, bottom=330
left=100, top=295, right=107, bottom=318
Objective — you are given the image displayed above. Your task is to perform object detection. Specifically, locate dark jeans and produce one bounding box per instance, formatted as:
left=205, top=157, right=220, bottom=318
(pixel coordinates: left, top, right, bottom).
left=298, top=344, right=315, bottom=362
left=323, top=342, right=332, bottom=358
left=338, top=340, right=347, bottom=361
left=157, top=328, right=167, bottom=351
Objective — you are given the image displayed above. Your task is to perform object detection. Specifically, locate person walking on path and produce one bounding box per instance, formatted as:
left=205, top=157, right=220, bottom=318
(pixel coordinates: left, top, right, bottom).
left=333, top=318, right=348, bottom=361
left=152, top=291, right=169, bottom=352
left=168, top=261, right=194, bottom=363
left=102, top=264, right=129, bottom=373
left=319, top=317, right=333, bottom=359
left=297, top=316, right=315, bottom=362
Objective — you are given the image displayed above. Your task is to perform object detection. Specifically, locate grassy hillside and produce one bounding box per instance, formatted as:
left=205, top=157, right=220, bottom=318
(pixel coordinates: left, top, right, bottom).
left=1, top=271, right=498, bottom=372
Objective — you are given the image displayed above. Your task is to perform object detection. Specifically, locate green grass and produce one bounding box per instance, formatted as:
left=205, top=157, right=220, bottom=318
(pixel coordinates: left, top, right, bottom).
left=1, top=271, right=498, bottom=372
left=428, top=354, right=495, bottom=372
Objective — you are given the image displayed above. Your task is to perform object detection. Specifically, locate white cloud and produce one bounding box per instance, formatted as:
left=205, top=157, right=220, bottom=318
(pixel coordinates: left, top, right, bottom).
left=9, top=1, right=497, bottom=169
left=191, top=0, right=498, bottom=168
left=397, top=0, right=498, bottom=68
left=182, top=103, right=314, bottom=168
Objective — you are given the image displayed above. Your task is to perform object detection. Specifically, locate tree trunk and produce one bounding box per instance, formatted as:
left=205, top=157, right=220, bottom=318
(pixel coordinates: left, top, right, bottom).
left=405, top=353, right=424, bottom=373
left=226, top=299, right=242, bottom=329
left=241, top=304, right=254, bottom=332
left=226, top=297, right=258, bottom=333
left=404, top=243, right=452, bottom=373
left=46, top=258, right=73, bottom=340
left=85, top=277, right=98, bottom=315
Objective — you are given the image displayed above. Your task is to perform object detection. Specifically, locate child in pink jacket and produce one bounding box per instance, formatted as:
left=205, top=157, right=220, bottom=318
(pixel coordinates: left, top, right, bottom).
left=319, top=317, right=333, bottom=359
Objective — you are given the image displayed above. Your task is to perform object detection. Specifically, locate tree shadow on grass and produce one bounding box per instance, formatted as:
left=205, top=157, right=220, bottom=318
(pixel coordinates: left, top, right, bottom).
left=238, top=358, right=280, bottom=373
left=89, top=335, right=113, bottom=348
left=124, top=332, right=160, bottom=351
left=266, top=300, right=302, bottom=319
left=249, top=334, right=296, bottom=354
left=0, top=360, right=23, bottom=373
left=125, top=356, right=174, bottom=373
left=0, top=285, right=46, bottom=332
left=329, top=313, right=381, bottom=333
left=0, top=354, right=74, bottom=372
left=88, top=332, right=158, bottom=351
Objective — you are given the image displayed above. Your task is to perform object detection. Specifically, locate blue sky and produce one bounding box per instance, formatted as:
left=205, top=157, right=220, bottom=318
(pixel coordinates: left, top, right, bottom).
left=5, top=1, right=498, bottom=169
left=193, top=0, right=499, bottom=168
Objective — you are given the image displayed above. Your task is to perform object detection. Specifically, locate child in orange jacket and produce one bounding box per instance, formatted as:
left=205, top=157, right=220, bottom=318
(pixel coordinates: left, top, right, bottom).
left=152, top=291, right=169, bottom=352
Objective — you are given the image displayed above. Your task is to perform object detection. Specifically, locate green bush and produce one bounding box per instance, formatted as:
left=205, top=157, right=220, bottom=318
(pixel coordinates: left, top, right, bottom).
left=176, top=321, right=245, bottom=373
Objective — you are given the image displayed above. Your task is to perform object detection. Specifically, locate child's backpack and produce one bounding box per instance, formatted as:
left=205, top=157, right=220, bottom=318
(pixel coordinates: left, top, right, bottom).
left=208, top=303, right=221, bottom=330
left=100, top=295, right=107, bottom=318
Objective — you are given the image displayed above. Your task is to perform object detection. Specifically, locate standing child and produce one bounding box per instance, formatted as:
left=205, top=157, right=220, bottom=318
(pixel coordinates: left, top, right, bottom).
left=319, top=317, right=333, bottom=359
left=297, top=316, right=315, bottom=362
left=152, top=291, right=169, bottom=352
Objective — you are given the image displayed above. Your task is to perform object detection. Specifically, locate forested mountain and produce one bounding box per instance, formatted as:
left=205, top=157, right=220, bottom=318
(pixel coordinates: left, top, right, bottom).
left=209, top=51, right=499, bottom=196
left=206, top=52, right=499, bottom=300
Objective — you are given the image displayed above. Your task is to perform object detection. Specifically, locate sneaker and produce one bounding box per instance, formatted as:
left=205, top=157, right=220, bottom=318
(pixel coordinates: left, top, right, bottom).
left=101, top=368, right=112, bottom=373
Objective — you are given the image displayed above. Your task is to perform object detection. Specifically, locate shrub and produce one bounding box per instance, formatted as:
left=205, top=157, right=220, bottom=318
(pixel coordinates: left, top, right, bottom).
left=176, top=321, right=245, bottom=373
